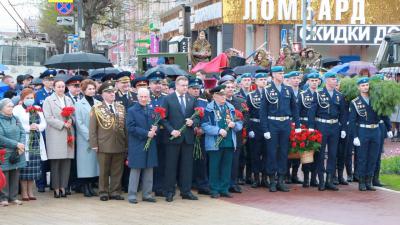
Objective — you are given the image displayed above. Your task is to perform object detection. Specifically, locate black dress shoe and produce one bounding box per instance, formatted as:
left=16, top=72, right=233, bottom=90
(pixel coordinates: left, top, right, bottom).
left=210, top=193, right=220, bottom=198
left=220, top=192, right=233, bottom=198
left=198, top=189, right=211, bottom=195
left=100, top=196, right=109, bottom=201
left=129, top=199, right=138, bottom=204
left=88, top=184, right=98, bottom=196
left=83, top=184, right=92, bottom=197
left=110, top=195, right=124, bottom=200
left=181, top=192, right=198, bottom=200
left=142, top=197, right=157, bottom=203
left=237, top=178, right=245, bottom=185
left=53, top=191, right=60, bottom=198
left=229, top=185, right=242, bottom=193
left=154, top=191, right=165, bottom=197
left=165, top=193, right=174, bottom=202
left=38, top=187, right=45, bottom=193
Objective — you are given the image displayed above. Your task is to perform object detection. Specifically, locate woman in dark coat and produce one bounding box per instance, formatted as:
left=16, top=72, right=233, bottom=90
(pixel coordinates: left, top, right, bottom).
left=126, top=88, right=158, bottom=204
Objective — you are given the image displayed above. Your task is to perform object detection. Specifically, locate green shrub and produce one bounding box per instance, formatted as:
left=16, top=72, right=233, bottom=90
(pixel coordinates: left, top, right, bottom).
left=380, top=156, right=400, bottom=175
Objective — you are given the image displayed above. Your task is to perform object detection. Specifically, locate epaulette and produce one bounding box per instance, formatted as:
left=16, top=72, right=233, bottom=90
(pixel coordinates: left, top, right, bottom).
left=93, top=102, right=103, bottom=108
left=161, top=93, right=167, bottom=96
left=351, top=96, right=360, bottom=103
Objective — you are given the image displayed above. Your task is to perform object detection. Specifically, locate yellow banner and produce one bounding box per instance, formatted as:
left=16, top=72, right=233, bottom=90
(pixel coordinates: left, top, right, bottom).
left=223, top=0, right=400, bottom=25
left=48, top=0, right=74, bottom=2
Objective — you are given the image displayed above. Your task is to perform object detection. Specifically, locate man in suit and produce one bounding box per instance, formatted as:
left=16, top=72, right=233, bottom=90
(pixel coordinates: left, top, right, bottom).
left=161, top=76, right=199, bottom=202
left=89, top=81, right=127, bottom=201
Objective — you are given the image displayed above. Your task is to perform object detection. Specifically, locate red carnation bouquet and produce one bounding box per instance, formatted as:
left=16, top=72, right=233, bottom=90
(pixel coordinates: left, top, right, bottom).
left=0, top=148, right=6, bottom=190
left=61, top=106, right=75, bottom=147
left=289, top=124, right=322, bottom=155
left=215, top=109, right=243, bottom=148
left=26, top=106, right=42, bottom=154
left=170, top=107, right=205, bottom=140
left=144, top=107, right=166, bottom=151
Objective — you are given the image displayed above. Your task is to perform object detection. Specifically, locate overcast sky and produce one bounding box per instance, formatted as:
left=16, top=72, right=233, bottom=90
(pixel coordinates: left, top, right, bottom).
left=0, top=0, right=39, bottom=32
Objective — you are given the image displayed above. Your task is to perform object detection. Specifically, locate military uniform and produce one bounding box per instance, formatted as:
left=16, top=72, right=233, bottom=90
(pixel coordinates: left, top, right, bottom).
left=260, top=66, right=300, bottom=192
left=308, top=72, right=347, bottom=191
left=89, top=82, right=127, bottom=200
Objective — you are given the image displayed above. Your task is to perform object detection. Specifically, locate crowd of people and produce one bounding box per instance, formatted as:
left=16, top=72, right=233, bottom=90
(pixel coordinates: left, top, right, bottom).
left=0, top=57, right=399, bottom=207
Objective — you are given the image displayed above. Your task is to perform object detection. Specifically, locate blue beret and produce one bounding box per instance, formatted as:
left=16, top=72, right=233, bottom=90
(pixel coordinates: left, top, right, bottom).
left=189, top=77, right=203, bottom=88
left=40, top=69, right=57, bottom=79
left=284, top=71, right=300, bottom=79
left=254, top=73, right=268, bottom=79
left=271, top=66, right=284, bottom=73
left=357, top=77, right=369, bottom=85
left=241, top=73, right=252, bottom=79
left=324, top=72, right=337, bottom=79
left=147, top=71, right=166, bottom=81
left=236, top=76, right=243, bottom=84
left=306, top=72, right=320, bottom=80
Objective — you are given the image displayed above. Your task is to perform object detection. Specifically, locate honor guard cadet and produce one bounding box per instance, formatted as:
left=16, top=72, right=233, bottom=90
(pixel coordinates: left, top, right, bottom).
left=147, top=71, right=168, bottom=197
left=308, top=72, right=347, bottom=191
left=260, top=66, right=300, bottom=192
left=35, top=69, right=56, bottom=107
left=284, top=71, right=303, bottom=184
left=237, top=73, right=252, bottom=98
left=115, top=71, right=137, bottom=112
left=246, top=72, right=269, bottom=188
left=188, top=77, right=211, bottom=195
left=349, top=77, right=393, bottom=191
left=89, top=81, right=127, bottom=201
left=299, top=72, right=320, bottom=187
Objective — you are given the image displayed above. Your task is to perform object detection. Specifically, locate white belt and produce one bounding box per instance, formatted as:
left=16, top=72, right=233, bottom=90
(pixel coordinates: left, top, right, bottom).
left=250, top=118, right=260, bottom=123
left=359, top=124, right=379, bottom=129
left=268, top=116, right=290, bottom=121
left=300, top=117, right=308, bottom=121
left=316, top=118, right=338, bottom=124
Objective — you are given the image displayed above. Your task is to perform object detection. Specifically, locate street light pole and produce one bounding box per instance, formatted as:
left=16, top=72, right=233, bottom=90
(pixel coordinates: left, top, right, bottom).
left=77, top=0, right=83, bottom=52
left=302, top=0, right=307, bottom=49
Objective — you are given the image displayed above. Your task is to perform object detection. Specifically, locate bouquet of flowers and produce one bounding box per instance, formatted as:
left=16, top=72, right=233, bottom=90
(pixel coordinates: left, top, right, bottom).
left=289, top=124, right=322, bottom=163
left=144, top=107, right=166, bottom=151
left=170, top=107, right=205, bottom=140
left=0, top=148, right=6, bottom=190
left=26, top=106, right=42, bottom=154
left=215, top=109, right=243, bottom=148
left=193, top=127, right=203, bottom=160
left=61, top=106, right=75, bottom=147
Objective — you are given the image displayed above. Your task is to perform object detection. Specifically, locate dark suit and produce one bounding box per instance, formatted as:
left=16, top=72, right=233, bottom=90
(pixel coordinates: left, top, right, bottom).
left=161, top=92, right=198, bottom=195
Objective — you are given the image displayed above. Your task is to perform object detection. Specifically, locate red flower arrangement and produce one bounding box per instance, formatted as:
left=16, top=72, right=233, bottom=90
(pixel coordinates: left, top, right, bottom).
left=144, top=107, right=166, bottom=151
left=215, top=109, right=243, bottom=147
left=61, top=106, right=75, bottom=147
left=26, top=106, right=42, bottom=113
left=241, top=102, right=249, bottom=112
left=170, top=107, right=205, bottom=140
left=26, top=106, right=42, bottom=154
left=289, top=123, right=322, bottom=154
left=0, top=148, right=6, bottom=190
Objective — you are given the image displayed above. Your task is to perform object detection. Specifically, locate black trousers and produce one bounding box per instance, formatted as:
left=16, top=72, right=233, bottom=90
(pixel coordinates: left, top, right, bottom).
left=164, top=143, right=194, bottom=195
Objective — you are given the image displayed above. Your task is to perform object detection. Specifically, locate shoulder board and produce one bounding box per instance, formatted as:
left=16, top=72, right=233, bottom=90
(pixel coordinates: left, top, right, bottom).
left=93, top=102, right=103, bottom=108
left=161, top=93, right=167, bottom=96
left=300, top=90, right=307, bottom=94
left=249, top=90, right=256, bottom=95
left=351, top=97, right=360, bottom=103
left=266, top=83, right=272, bottom=88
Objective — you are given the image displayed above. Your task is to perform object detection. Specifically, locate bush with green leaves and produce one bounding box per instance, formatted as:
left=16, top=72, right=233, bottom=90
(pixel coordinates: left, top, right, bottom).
left=380, top=156, right=400, bottom=175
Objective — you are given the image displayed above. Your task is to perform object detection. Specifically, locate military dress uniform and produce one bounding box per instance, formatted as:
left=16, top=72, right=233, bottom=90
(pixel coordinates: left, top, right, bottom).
left=298, top=73, right=319, bottom=187
left=246, top=75, right=268, bottom=188
left=260, top=66, right=300, bottom=192
left=308, top=72, right=347, bottom=191
left=89, top=82, right=127, bottom=201
left=349, top=77, right=392, bottom=191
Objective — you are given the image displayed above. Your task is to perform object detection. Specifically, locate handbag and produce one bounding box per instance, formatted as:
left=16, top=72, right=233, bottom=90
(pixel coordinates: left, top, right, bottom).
left=8, top=150, right=20, bottom=165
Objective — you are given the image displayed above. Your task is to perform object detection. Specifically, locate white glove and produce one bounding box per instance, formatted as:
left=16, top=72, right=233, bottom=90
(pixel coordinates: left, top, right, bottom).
left=387, top=131, right=394, bottom=139
left=308, top=128, right=314, bottom=132
left=295, top=128, right=302, bottom=133
left=248, top=131, right=255, bottom=139
left=264, top=132, right=271, bottom=140
left=341, top=131, right=346, bottom=139
left=353, top=137, right=361, bottom=147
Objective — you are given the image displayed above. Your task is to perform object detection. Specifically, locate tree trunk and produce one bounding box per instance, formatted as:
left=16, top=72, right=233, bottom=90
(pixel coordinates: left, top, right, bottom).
left=83, top=20, right=94, bottom=53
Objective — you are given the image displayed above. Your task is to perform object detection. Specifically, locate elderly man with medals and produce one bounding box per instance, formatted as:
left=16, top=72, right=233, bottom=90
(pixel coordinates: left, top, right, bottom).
left=349, top=77, right=393, bottom=191
left=298, top=72, right=320, bottom=188
left=308, top=72, right=347, bottom=191
left=260, top=66, right=300, bottom=192
left=89, top=81, right=127, bottom=201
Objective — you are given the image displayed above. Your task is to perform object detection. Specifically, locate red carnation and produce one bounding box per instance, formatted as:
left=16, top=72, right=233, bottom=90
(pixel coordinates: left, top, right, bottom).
left=300, top=142, right=306, bottom=148
left=242, top=128, right=247, bottom=139
left=61, top=106, right=75, bottom=118
left=154, top=106, right=166, bottom=119
left=194, top=107, right=205, bottom=118
left=234, top=109, right=244, bottom=121
left=291, top=142, right=297, bottom=148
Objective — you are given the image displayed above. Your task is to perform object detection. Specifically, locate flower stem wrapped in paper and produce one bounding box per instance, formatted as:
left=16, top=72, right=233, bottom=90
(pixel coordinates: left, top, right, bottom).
left=170, top=107, right=204, bottom=140
left=144, top=107, right=166, bottom=151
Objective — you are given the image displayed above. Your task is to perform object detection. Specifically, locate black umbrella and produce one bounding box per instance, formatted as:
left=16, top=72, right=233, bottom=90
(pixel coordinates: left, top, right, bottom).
left=321, top=57, right=341, bottom=68
left=44, top=53, right=113, bottom=70
left=89, top=67, right=121, bottom=76
left=233, top=65, right=266, bottom=76
left=143, top=64, right=187, bottom=77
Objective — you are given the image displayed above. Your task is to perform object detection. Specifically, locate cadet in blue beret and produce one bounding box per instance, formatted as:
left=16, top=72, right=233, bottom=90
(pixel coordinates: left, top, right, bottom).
left=271, top=66, right=285, bottom=73
left=284, top=71, right=301, bottom=79
left=307, top=72, right=320, bottom=80
left=370, top=74, right=384, bottom=81
left=237, top=73, right=253, bottom=98
left=323, top=71, right=337, bottom=79
left=349, top=75, right=393, bottom=191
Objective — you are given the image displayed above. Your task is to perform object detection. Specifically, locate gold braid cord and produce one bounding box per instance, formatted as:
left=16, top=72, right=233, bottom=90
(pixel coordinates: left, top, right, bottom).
left=93, top=105, right=115, bottom=130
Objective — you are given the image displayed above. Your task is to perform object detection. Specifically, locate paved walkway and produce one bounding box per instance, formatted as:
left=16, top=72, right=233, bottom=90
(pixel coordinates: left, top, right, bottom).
left=1, top=183, right=399, bottom=225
